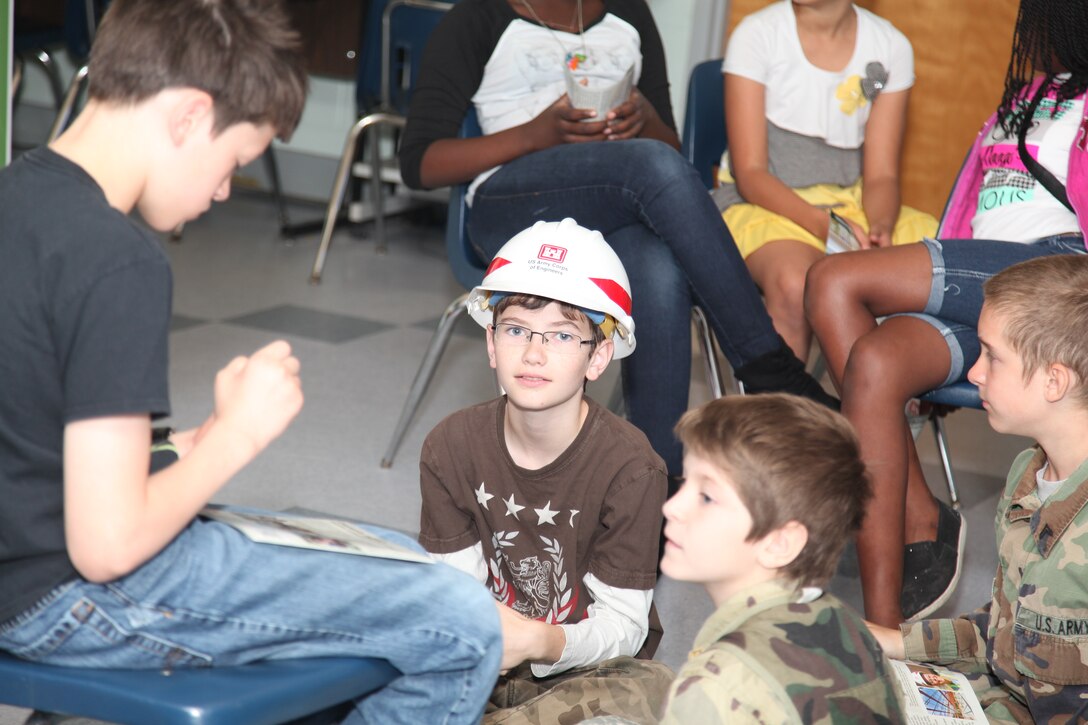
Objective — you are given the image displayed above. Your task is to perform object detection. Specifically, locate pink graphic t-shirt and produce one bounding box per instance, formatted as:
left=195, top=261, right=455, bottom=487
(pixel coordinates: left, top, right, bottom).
left=972, top=85, right=1084, bottom=242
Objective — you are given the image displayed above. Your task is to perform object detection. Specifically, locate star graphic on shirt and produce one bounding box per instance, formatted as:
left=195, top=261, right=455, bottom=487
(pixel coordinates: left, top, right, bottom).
left=504, top=494, right=525, bottom=519
left=534, top=501, right=559, bottom=526
left=475, top=482, right=494, bottom=510
left=569, top=509, right=580, bottom=527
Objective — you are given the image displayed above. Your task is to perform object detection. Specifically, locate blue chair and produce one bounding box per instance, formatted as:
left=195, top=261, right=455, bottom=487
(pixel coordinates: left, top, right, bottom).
left=0, top=650, right=398, bottom=725
left=681, top=58, right=726, bottom=191
left=308, top=0, right=455, bottom=281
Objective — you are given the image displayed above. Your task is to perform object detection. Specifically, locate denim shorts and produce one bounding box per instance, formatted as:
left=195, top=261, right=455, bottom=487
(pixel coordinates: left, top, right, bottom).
left=893, top=234, right=1086, bottom=385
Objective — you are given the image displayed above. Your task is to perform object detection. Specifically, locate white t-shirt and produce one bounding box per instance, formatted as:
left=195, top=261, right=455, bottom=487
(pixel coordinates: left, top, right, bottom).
left=971, top=84, right=1083, bottom=242
left=468, top=14, right=644, bottom=199
left=723, top=0, right=913, bottom=150
left=473, top=16, right=643, bottom=136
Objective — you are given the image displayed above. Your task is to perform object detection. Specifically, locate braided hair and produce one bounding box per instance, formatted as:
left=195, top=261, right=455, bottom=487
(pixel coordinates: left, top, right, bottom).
left=996, top=0, right=1088, bottom=138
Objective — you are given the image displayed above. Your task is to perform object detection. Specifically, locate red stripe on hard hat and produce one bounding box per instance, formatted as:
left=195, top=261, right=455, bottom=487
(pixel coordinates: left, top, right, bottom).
left=590, top=278, right=632, bottom=315
left=485, top=257, right=512, bottom=276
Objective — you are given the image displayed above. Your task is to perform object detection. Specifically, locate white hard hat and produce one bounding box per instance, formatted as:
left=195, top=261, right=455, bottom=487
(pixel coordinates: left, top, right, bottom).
left=467, top=219, right=636, bottom=358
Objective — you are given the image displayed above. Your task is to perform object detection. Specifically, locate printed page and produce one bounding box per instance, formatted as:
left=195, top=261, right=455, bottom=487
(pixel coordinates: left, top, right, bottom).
left=825, top=210, right=862, bottom=254
left=201, top=505, right=434, bottom=564
left=889, top=660, right=988, bottom=724
left=565, top=64, right=634, bottom=122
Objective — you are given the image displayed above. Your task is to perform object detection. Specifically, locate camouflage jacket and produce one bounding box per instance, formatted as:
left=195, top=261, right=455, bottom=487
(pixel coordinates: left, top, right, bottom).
left=660, top=580, right=903, bottom=724
left=902, top=447, right=1088, bottom=724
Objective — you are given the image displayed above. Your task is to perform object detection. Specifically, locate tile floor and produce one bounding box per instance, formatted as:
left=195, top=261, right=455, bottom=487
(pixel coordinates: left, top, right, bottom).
left=1, top=189, right=1029, bottom=724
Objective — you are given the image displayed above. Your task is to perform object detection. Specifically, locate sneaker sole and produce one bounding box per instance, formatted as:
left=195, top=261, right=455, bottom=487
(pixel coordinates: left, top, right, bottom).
left=905, top=509, right=967, bottom=622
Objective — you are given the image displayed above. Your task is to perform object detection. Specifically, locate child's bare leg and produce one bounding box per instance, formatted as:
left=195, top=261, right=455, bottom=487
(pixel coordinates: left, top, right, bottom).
left=746, top=240, right=825, bottom=361
left=840, top=317, right=951, bottom=626
left=805, top=244, right=934, bottom=390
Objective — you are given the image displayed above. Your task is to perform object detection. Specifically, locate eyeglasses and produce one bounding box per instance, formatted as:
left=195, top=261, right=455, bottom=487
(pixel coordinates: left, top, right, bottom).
left=491, top=323, right=595, bottom=354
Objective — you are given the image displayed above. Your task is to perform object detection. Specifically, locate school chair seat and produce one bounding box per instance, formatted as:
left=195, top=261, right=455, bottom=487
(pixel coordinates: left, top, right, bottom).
left=0, top=650, right=399, bottom=725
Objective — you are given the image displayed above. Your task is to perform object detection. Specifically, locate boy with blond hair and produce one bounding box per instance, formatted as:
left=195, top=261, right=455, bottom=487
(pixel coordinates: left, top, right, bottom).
left=660, top=394, right=903, bottom=723
left=0, top=2, right=500, bottom=722
left=869, top=255, right=1088, bottom=723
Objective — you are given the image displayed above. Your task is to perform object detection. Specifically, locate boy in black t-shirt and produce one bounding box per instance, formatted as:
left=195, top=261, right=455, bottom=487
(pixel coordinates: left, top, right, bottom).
left=0, top=2, right=500, bottom=721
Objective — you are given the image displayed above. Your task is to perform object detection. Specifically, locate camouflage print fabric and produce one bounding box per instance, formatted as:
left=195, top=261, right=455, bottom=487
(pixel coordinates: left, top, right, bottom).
left=660, top=580, right=903, bottom=724
left=483, top=656, right=673, bottom=725
left=902, top=447, right=1088, bottom=724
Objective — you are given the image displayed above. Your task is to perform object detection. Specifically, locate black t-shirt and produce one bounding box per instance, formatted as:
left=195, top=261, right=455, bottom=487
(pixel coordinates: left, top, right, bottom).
left=399, top=0, right=676, bottom=190
left=0, top=147, right=172, bottom=624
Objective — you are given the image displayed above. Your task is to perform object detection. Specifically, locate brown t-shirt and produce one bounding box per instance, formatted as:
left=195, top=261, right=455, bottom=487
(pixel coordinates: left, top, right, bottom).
left=420, top=396, right=666, bottom=631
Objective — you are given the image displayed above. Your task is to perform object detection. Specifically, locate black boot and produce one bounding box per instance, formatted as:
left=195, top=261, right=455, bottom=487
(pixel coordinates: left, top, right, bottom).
left=733, top=338, right=840, bottom=411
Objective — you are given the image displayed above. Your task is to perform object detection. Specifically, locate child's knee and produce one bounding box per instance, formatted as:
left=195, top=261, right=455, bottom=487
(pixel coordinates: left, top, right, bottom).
left=842, top=334, right=912, bottom=401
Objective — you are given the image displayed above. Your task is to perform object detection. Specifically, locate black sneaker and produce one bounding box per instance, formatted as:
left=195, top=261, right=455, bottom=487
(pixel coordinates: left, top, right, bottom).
left=900, top=500, right=966, bottom=621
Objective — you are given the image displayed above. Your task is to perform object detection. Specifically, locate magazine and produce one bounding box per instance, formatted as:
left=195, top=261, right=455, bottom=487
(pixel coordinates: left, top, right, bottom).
left=200, top=505, right=434, bottom=564
left=889, top=660, right=987, bottom=723
left=825, top=210, right=863, bottom=254
left=565, top=64, right=635, bottom=123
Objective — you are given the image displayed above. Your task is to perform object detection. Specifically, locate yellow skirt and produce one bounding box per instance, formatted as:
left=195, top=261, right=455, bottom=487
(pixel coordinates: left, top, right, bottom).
left=721, top=179, right=938, bottom=259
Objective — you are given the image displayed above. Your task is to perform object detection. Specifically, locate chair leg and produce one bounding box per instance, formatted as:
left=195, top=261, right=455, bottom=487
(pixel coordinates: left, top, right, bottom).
left=310, top=117, right=368, bottom=283
left=691, top=307, right=725, bottom=399
left=263, top=146, right=291, bottom=232
left=11, top=56, right=24, bottom=99
left=929, top=412, right=961, bottom=510
left=369, top=129, right=387, bottom=254
left=381, top=294, right=470, bottom=468
left=310, top=113, right=404, bottom=282
left=47, top=64, right=89, bottom=142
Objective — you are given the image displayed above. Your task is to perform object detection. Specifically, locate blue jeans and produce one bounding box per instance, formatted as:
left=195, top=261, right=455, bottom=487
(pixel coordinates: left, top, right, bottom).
left=0, top=517, right=502, bottom=725
left=893, top=234, right=1086, bottom=385
left=468, top=140, right=780, bottom=474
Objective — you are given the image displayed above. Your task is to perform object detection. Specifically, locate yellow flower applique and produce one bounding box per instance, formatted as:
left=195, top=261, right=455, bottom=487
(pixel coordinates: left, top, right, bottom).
left=836, top=75, right=868, bottom=115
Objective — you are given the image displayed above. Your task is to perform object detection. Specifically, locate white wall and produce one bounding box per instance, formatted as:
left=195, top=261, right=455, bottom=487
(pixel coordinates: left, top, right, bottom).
left=16, top=1, right=728, bottom=192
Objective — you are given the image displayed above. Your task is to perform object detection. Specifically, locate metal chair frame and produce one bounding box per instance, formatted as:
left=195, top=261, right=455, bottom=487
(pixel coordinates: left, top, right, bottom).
left=308, top=0, right=454, bottom=282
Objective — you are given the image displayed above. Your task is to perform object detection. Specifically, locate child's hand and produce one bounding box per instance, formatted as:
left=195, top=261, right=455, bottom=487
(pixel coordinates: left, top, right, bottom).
left=864, top=620, right=906, bottom=659
left=867, top=223, right=893, bottom=248
left=527, top=95, right=608, bottom=150
left=845, top=217, right=873, bottom=249
left=604, top=89, right=647, bottom=140
left=493, top=600, right=565, bottom=671
left=212, top=340, right=303, bottom=454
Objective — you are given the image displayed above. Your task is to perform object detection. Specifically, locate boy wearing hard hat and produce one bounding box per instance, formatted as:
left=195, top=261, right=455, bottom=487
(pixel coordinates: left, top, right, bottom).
left=419, top=219, right=673, bottom=723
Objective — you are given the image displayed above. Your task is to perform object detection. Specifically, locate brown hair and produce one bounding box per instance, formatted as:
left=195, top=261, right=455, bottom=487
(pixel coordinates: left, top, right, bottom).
left=983, top=254, right=1088, bottom=404
left=493, top=294, right=607, bottom=351
left=675, top=394, right=869, bottom=589
left=87, top=0, right=308, bottom=139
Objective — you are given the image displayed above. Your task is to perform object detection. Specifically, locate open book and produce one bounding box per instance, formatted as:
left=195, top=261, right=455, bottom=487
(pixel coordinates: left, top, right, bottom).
left=200, top=505, right=434, bottom=564
left=890, top=660, right=987, bottom=723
